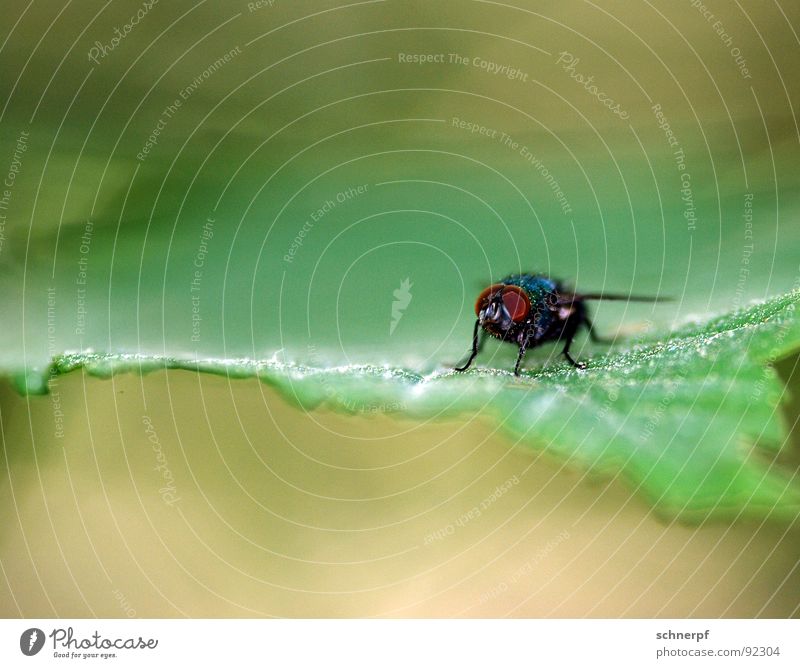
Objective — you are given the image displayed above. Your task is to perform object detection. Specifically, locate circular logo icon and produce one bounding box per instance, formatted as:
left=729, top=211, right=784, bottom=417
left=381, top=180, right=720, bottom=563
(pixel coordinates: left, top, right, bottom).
left=20, top=628, right=45, bottom=656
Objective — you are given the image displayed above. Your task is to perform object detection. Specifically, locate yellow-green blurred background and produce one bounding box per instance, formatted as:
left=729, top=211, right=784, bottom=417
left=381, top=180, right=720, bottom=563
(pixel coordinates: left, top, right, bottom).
left=0, top=0, right=799, bottom=617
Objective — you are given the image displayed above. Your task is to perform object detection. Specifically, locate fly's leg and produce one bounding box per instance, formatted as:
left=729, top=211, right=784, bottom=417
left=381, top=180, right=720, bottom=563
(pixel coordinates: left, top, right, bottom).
left=514, top=332, right=533, bottom=376
left=584, top=315, right=613, bottom=344
left=513, top=345, right=527, bottom=376
left=455, top=319, right=485, bottom=372
left=562, top=326, right=587, bottom=370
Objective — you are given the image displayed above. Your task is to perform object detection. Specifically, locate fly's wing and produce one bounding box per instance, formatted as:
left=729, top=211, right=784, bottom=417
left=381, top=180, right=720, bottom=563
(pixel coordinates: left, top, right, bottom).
left=555, top=291, right=671, bottom=304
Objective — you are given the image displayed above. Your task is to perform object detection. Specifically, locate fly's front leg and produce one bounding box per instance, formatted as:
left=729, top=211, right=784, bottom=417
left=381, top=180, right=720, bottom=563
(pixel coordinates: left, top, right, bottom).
left=514, top=331, right=533, bottom=376
left=455, top=319, right=485, bottom=372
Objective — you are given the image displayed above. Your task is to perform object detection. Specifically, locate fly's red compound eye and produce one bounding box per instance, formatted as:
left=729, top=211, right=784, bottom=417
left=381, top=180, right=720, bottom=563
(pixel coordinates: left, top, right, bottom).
left=474, top=283, right=531, bottom=322
left=501, top=285, right=530, bottom=322
left=475, top=283, right=506, bottom=316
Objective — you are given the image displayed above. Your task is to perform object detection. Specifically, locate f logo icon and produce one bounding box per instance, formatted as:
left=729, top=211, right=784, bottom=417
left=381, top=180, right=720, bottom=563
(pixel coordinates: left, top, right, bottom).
left=20, top=628, right=45, bottom=656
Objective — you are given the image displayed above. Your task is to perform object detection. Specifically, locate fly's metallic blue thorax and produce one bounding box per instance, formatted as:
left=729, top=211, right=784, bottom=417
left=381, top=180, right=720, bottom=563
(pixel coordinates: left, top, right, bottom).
left=499, top=273, right=559, bottom=300
left=499, top=273, right=560, bottom=338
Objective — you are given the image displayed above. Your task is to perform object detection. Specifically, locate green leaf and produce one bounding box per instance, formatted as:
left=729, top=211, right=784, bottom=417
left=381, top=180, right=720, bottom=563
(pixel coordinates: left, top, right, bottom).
left=19, top=290, right=800, bottom=524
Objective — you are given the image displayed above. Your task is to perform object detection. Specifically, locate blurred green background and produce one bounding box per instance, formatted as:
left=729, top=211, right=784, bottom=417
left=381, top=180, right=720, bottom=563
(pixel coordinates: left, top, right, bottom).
left=0, top=0, right=799, bottom=617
